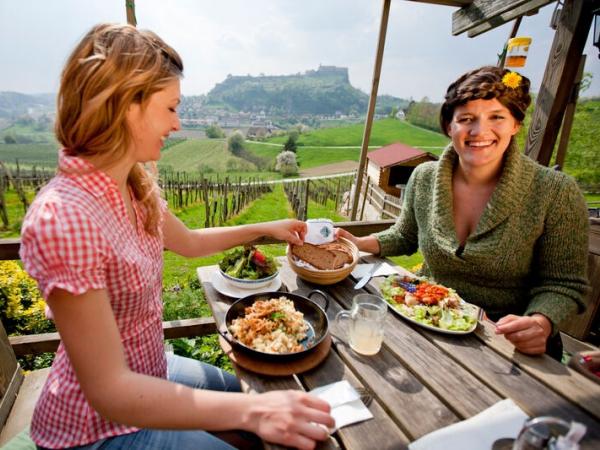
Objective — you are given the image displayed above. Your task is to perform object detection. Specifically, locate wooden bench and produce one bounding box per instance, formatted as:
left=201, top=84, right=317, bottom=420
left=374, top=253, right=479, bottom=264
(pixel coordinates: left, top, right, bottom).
left=0, top=319, right=45, bottom=447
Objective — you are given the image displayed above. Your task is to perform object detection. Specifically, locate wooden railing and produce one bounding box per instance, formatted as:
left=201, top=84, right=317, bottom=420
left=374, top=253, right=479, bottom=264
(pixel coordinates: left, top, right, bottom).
left=3, top=218, right=598, bottom=347
left=0, top=220, right=396, bottom=356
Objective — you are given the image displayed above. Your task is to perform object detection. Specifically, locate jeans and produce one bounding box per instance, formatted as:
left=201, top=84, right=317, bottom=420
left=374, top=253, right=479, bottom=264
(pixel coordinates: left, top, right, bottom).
left=39, top=354, right=247, bottom=450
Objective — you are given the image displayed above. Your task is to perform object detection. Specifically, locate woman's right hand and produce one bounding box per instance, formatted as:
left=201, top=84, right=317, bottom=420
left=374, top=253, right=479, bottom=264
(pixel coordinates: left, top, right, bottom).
left=335, top=228, right=381, bottom=255
left=248, top=390, right=335, bottom=450
left=335, top=227, right=360, bottom=246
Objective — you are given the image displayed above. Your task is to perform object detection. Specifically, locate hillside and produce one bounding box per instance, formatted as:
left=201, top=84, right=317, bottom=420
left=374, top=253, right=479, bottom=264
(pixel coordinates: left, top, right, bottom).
left=267, top=118, right=448, bottom=148
left=0, top=92, right=54, bottom=118
left=158, top=139, right=259, bottom=175
left=246, top=118, right=449, bottom=169
left=206, top=65, right=408, bottom=115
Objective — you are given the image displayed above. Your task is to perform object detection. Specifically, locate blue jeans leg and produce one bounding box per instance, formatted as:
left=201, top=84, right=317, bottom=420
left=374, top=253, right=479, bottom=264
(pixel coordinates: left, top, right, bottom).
left=166, top=353, right=241, bottom=392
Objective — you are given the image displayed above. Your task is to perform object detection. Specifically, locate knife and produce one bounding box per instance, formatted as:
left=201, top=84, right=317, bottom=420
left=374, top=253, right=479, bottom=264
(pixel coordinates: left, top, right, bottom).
left=354, top=262, right=382, bottom=290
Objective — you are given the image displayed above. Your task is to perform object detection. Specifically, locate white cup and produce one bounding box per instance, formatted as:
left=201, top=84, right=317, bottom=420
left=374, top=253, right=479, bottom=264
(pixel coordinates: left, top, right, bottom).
left=335, top=294, right=387, bottom=355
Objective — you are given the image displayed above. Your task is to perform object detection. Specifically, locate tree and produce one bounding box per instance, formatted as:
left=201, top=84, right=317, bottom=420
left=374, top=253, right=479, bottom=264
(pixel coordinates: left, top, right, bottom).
left=275, top=151, right=299, bottom=176
left=227, top=131, right=245, bottom=156
left=3, top=134, right=16, bottom=144
left=205, top=124, right=225, bottom=139
left=283, top=130, right=299, bottom=152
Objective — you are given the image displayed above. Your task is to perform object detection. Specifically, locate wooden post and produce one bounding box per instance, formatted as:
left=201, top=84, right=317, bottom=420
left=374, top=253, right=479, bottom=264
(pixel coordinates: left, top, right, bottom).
left=555, top=55, right=586, bottom=170
left=524, top=0, right=596, bottom=166
left=125, top=0, right=137, bottom=27
left=302, top=180, right=310, bottom=221
left=498, top=16, right=521, bottom=68
left=351, top=0, right=391, bottom=221
left=360, top=176, right=370, bottom=221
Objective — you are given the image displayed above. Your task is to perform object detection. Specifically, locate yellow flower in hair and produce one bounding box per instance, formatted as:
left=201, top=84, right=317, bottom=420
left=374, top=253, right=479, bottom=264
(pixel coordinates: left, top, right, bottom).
left=502, top=71, right=522, bottom=89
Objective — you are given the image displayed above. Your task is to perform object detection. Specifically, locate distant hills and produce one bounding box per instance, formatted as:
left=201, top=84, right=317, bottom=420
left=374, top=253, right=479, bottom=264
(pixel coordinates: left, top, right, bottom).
left=204, top=65, right=408, bottom=115
left=0, top=92, right=54, bottom=118
left=1, top=65, right=409, bottom=119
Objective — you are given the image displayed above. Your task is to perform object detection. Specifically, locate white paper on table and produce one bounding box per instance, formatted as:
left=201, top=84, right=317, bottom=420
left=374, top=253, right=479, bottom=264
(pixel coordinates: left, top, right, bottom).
left=408, top=399, right=528, bottom=450
left=310, top=380, right=373, bottom=431
left=351, top=262, right=405, bottom=279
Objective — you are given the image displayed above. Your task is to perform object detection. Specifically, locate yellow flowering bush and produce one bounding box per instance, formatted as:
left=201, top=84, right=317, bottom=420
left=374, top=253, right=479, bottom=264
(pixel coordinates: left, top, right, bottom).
left=0, top=261, right=55, bottom=335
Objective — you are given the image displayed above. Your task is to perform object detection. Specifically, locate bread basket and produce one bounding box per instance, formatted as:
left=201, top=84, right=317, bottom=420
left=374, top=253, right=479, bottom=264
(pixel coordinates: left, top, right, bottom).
left=287, top=237, right=359, bottom=285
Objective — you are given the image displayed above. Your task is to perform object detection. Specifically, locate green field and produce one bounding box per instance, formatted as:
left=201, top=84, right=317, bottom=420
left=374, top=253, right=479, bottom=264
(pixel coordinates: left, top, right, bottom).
left=157, top=138, right=283, bottom=180
left=246, top=118, right=449, bottom=170
left=268, top=118, right=449, bottom=148
left=0, top=143, right=58, bottom=168
left=0, top=123, right=56, bottom=144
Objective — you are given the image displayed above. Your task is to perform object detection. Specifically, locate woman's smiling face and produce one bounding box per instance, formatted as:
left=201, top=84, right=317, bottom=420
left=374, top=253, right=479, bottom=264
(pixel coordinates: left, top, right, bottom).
left=126, top=79, right=181, bottom=163
left=447, top=98, right=521, bottom=172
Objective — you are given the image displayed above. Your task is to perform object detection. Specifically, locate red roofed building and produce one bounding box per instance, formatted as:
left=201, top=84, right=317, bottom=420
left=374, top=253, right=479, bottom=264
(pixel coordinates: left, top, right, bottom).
left=366, top=142, right=438, bottom=197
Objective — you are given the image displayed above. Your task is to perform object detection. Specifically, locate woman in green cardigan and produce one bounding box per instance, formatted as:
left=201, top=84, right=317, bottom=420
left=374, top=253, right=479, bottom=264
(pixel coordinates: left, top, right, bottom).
left=339, top=66, right=589, bottom=360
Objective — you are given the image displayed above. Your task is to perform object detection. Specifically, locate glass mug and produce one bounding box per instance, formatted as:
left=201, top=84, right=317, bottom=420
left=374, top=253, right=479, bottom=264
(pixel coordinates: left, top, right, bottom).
left=513, top=416, right=572, bottom=450
left=335, top=294, right=387, bottom=355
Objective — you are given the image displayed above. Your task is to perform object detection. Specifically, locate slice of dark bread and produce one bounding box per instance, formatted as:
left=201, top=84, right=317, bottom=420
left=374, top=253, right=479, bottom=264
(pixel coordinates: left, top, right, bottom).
left=321, top=243, right=353, bottom=267
left=291, top=241, right=353, bottom=270
left=291, top=243, right=337, bottom=270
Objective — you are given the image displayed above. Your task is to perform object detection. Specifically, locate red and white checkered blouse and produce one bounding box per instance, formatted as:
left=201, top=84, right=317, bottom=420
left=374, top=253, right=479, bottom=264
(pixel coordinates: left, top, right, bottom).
left=20, top=150, right=167, bottom=449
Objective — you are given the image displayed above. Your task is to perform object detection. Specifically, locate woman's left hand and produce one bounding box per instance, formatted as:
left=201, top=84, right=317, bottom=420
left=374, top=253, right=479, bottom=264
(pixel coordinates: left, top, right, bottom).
left=261, top=219, right=307, bottom=246
left=495, top=314, right=552, bottom=355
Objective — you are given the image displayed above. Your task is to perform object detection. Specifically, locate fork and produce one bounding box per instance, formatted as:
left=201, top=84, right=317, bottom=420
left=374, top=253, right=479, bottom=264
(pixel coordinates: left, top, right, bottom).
left=355, top=386, right=373, bottom=407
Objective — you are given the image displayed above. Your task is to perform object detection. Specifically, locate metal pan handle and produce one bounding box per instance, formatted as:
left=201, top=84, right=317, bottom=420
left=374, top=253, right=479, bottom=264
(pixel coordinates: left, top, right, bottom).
left=307, top=289, right=329, bottom=311
left=216, top=327, right=235, bottom=345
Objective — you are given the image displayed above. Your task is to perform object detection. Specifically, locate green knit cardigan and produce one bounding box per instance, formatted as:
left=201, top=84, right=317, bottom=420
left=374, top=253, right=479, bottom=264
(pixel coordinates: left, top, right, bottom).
left=374, top=142, right=589, bottom=331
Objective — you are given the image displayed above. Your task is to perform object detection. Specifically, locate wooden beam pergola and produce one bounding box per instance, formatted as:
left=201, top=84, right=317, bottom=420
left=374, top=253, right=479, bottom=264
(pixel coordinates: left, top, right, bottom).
left=525, top=0, right=598, bottom=165
left=125, top=0, right=137, bottom=27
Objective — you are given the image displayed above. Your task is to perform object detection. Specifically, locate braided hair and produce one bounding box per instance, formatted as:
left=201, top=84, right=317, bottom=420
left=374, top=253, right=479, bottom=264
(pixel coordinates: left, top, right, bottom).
left=439, top=66, right=531, bottom=137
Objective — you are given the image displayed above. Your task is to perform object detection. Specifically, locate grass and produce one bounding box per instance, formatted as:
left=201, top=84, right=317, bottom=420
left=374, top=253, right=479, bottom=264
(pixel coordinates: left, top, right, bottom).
left=267, top=118, right=449, bottom=148
left=158, top=138, right=283, bottom=179
left=162, top=184, right=294, bottom=286
left=388, top=253, right=424, bottom=273
left=586, top=193, right=600, bottom=204
left=246, top=142, right=362, bottom=170
left=0, top=123, right=56, bottom=144
left=306, top=198, right=347, bottom=221
left=0, top=190, right=37, bottom=238
left=158, top=139, right=254, bottom=173
left=246, top=118, right=449, bottom=170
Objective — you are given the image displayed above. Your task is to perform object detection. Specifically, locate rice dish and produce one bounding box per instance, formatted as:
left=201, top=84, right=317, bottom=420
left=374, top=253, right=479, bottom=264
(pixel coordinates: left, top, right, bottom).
left=229, top=297, right=309, bottom=353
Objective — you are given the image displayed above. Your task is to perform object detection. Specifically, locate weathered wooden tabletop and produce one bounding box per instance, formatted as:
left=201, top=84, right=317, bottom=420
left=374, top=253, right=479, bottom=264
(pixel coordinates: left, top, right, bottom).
left=197, top=255, right=600, bottom=450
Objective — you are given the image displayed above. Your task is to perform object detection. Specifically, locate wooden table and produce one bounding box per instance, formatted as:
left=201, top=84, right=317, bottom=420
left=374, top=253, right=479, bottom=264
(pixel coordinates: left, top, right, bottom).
left=197, top=255, right=600, bottom=450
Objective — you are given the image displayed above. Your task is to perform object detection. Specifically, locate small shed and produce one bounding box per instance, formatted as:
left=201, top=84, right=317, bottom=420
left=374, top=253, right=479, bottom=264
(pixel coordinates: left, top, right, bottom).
left=366, top=142, right=438, bottom=197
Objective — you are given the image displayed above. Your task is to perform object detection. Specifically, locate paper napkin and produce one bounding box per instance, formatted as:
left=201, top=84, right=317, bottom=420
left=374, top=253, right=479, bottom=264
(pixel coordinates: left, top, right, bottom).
left=310, top=380, right=373, bottom=431
left=351, top=262, right=401, bottom=279
left=408, top=399, right=528, bottom=450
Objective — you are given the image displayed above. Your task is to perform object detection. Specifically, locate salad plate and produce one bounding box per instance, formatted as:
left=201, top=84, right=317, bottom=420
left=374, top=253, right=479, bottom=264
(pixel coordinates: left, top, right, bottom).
left=211, top=270, right=282, bottom=298
left=379, top=274, right=479, bottom=335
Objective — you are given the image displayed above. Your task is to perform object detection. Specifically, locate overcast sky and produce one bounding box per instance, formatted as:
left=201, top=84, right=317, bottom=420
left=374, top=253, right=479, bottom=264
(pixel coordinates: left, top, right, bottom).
left=1, top=1, right=599, bottom=102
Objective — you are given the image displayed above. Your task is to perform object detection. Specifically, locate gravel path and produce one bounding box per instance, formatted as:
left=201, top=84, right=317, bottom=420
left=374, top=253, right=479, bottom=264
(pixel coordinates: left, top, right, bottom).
left=299, top=160, right=359, bottom=177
